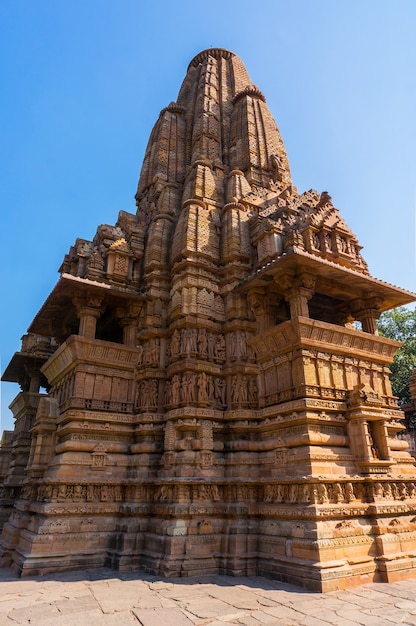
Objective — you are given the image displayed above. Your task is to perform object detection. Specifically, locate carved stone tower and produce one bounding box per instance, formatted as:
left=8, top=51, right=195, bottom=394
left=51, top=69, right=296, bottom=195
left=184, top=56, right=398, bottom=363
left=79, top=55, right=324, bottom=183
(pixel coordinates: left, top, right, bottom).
left=1, top=49, right=416, bottom=591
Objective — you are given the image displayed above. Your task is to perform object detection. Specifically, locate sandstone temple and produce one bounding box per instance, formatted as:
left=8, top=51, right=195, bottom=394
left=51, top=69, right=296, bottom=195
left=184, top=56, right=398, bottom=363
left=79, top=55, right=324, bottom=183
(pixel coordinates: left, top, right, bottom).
left=1, top=48, right=416, bottom=591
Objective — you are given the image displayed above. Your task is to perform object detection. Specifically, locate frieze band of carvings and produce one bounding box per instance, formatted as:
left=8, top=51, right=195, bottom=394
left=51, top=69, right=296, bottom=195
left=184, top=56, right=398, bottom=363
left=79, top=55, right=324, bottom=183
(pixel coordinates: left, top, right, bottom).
left=23, top=480, right=416, bottom=508
left=169, top=329, right=226, bottom=361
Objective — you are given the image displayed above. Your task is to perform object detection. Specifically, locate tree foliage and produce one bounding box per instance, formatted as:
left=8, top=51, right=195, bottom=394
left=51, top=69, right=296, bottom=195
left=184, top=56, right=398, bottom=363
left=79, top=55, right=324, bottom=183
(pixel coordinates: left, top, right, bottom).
left=378, top=306, right=416, bottom=405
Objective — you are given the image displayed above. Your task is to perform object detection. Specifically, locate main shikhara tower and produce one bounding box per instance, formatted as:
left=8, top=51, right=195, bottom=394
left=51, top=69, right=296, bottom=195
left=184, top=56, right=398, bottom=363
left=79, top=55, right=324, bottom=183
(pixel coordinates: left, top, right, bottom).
left=1, top=49, right=416, bottom=591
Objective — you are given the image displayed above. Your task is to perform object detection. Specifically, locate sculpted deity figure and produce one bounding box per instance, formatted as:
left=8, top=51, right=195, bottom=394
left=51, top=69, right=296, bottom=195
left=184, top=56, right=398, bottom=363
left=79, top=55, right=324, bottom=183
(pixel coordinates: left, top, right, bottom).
left=288, top=484, right=298, bottom=503
left=373, top=482, right=383, bottom=499
left=325, top=233, right=332, bottom=251
left=233, top=375, right=247, bottom=403
left=301, top=483, right=311, bottom=502
left=333, top=483, right=343, bottom=503
left=150, top=338, right=159, bottom=364
left=198, top=328, right=208, bottom=356
left=383, top=483, right=392, bottom=499
left=149, top=379, right=158, bottom=408
left=180, top=375, right=188, bottom=403
left=264, top=484, right=274, bottom=503
left=339, top=236, right=347, bottom=253
left=207, top=375, right=215, bottom=403
left=398, top=482, right=408, bottom=500
left=276, top=484, right=285, bottom=503
left=229, top=332, right=237, bottom=358
left=159, top=485, right=169, bottom=502
left=189, top=328, right=198, bottom=353
left=248, top=378, right=258, bottom=406
left=214, top=377, right=226, bottom=406
left=215, top=334, right=226, bottom=359
left=182, top=328, right=190, bottom=353
left=171, top=375, right=181, bottom=405
left=345, top=482, right=355, bottom=502
left=312, top=232, right=320, bottom=250
left=182, top=373, right=196, bottom=403
left=211, top=485, right=220, bottom=501
left=318, top=483, right=328, bottom=504
left=231, top=375, right=239, bottom=404
left=368, top=432, right=379, bottom=459
left=140, top=380, right=149, bottom=407
left=198, top=484, right=211, bottom=500
left=164, top=379, right=171, bottom=406
left=237, top=331, right=247, bottom=357
left=207, top=332, right=216, bottom=358
left=170, top=329, right=181, bottom=356
left=198, top=372, right=209, bottom=402
left=189, top=373, right=197, bottom=402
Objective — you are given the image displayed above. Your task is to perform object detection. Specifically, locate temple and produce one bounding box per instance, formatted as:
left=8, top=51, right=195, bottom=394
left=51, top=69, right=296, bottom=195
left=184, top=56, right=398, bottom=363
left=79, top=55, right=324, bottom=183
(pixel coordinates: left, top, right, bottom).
left=1, top=48, right=416, bottom=591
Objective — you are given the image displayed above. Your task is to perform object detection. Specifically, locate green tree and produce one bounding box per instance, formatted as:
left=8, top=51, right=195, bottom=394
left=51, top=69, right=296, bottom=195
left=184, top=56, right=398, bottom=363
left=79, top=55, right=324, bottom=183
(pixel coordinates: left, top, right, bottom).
left=378, top=306, right=416, bottom=405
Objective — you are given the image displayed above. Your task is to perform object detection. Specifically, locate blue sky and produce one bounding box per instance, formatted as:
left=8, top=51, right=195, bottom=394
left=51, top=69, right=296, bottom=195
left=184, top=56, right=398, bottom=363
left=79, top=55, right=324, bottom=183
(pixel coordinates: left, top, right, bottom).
left=1, top=1, right=415, bottom=432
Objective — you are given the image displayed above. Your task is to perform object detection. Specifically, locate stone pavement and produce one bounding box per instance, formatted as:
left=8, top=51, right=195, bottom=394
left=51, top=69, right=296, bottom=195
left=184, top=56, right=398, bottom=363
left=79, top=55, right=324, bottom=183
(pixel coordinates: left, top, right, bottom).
left=2, top=568, right=416, bottom=626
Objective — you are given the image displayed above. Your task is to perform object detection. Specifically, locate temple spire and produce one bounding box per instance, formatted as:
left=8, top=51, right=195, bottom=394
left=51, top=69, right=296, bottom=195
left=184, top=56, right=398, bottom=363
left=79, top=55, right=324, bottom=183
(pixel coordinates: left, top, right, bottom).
left=136, top=48, right=291, bottom=211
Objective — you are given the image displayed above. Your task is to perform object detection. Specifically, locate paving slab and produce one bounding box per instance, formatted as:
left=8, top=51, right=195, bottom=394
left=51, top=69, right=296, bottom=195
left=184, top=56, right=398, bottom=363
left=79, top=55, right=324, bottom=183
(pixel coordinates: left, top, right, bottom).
left=132, top=607, right=195, bottom=625
left=3, top=568, right=416, bottom=625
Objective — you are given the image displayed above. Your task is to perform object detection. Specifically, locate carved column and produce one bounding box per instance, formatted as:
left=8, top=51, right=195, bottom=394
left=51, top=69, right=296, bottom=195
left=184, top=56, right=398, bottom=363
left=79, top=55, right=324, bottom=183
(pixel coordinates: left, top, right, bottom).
left=115, top=302, right=141, bottom=347
left=352, top=296, right=382, bottom=335
left=26, top=366, right=42, bottom=393
left=284, top=286, right=313, bottom=319
left=73, top=293, right=104, bottom=339
left=356, top=308, right=381, bottom=335
left=281, top=273, right=315, bottom=320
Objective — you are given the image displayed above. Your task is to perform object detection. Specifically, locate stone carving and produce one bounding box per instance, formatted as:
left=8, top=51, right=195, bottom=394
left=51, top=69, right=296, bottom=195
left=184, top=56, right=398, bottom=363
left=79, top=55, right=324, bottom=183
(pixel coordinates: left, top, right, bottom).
left=207, top=332, right=216, bottom=358
left=171, top=375, right=181, bottom=405
left=198, top=329, right=208, bottom=356
left=181, top=373, right=196, bottom=403
left=214, top=377, right=226, bottom=407
left=215, top=334, right=226, bottom=359
left=169, top=329, right=227, bottom=362
left=248, top=378, right=258, bottom=407
left=228, top=331, right=248, bottom=359
left=231, top=375, right=248, bottom=405
left=1, top=47, right=416, bottom=594
left=198, top=372, right=209, bottom=403
left=170, top=330, right=181, bottom=357
left=144, top=338, right=160, bottom=366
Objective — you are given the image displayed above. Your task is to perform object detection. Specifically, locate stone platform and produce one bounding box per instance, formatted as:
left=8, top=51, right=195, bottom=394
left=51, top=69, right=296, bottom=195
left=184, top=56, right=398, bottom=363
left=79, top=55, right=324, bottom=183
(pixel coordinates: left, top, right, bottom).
left=2, top=567, right=416, bottom=625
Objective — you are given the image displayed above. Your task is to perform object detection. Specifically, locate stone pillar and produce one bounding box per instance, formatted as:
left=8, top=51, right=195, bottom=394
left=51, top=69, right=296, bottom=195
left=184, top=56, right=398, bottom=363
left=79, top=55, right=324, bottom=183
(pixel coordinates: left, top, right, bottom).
left=78, top=306, right=101, bottom=339
left=28, top=370, right=42, bottom=393
left=73, top=293, right=104, bottom=339
left=285, top=286, right=313, bottom=319
left=356, top=309, right=380, bottom=335
left=280, top=273, right=315, bottom=321
left=116, top=302, right=141, bottom=347
left=352, top=296, right=382, bottom=335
